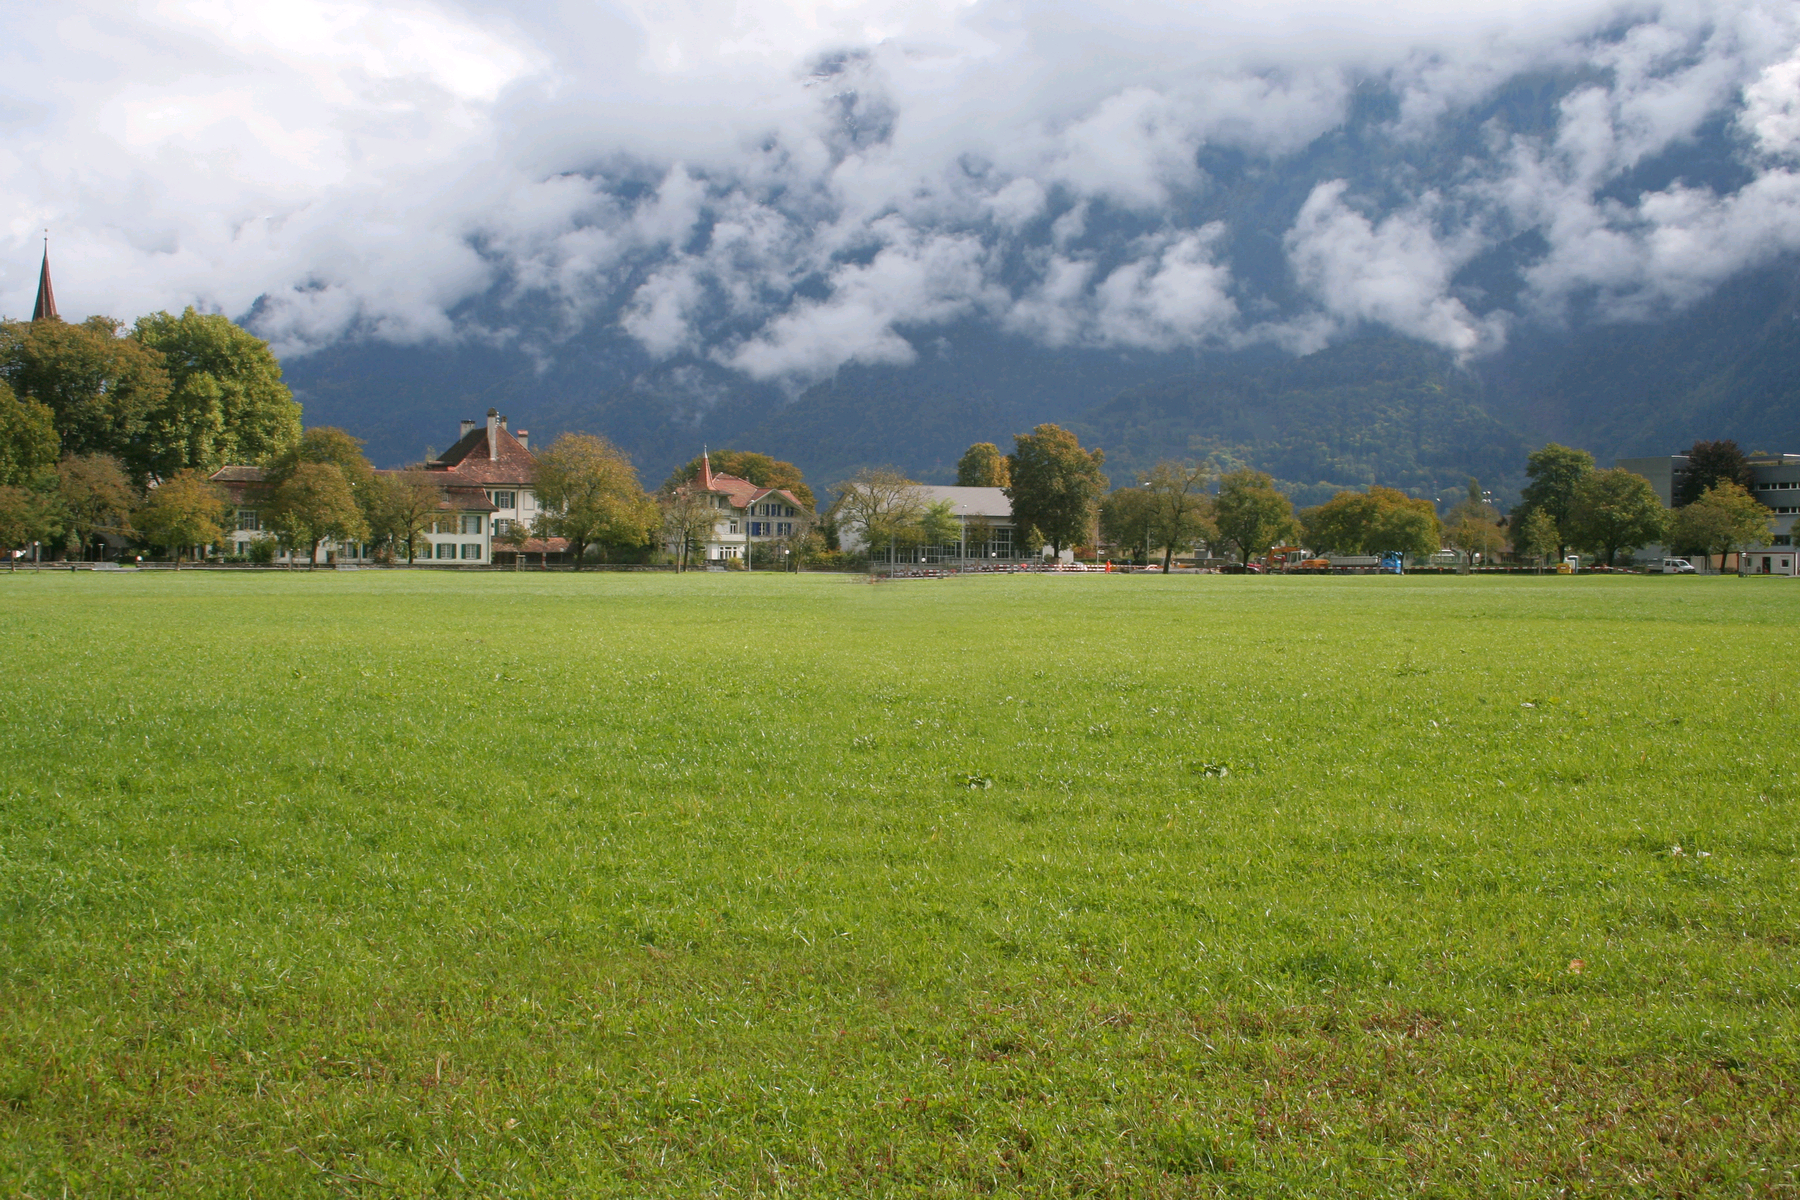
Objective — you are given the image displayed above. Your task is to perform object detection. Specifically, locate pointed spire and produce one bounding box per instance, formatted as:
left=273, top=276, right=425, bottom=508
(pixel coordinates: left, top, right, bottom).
left=32, top=238, right=58, bottom=322
left=699, top=448, right=714, bottom=489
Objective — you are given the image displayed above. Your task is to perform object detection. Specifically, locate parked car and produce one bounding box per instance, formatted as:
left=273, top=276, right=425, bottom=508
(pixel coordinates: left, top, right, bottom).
left=1659, top=558, right=1697, bottom=574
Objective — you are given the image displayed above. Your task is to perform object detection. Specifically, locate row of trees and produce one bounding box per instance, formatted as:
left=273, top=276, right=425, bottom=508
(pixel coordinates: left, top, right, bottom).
left=1516, top=441, right=1772, bottom=568
left=0, top=310, right=301, bottom=486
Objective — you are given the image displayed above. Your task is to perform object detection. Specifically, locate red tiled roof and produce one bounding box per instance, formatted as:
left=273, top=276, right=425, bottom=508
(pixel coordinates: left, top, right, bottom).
left=440, top=485, right=497, bottom=513
left=211, top=465, right=266, bottom=483
left=430, top=419, right=539, bottom=486
left=686, top=468, right=804, bottom=514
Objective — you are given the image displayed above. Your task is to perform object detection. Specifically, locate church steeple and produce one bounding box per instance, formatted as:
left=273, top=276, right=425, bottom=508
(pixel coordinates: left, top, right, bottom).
left=31, top=241, right=58, bottom=322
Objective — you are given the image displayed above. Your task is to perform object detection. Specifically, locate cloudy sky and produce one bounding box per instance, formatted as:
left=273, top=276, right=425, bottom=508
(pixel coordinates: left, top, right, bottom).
left=4, top=0, right=1799, bottom=382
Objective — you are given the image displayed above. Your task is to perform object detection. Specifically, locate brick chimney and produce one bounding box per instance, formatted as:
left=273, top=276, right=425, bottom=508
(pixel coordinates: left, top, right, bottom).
left=515, top=429, right=530, bottom=451
left=459, top=419, right=476, bottom=439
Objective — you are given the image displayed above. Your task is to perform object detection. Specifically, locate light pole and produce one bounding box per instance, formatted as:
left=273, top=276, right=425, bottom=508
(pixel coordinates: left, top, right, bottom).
left=958, top=503, right=966, bottom=572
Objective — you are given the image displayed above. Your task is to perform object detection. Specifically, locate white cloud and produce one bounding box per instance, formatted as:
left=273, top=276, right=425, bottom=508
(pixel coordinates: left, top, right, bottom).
left=2, top=0, right=1799, bottom=378
left=1285, top=181, right=1504, bottom=356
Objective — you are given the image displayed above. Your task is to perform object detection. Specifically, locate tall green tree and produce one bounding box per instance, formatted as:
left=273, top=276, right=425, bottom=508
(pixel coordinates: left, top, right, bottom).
left=663, top=450, right=814, bottom=510
left=1213, top=469, right=1298, bottom=563
left=1514, top=506, right=1560, bottom=571
left=0, top=381, right=60, bottom=486
left=918, top=499, right=960, bottom=555
left=57, top=454, right=137, bottom=561
left=364, top=470, right=443, bottom=564
left=1143, top=461, right=1215, bottom=572
left=134, top=470, right=230, bottom=568
left=533, top=434, right=657, bottom=569
left=833, top=468, right=925, bottom=572
left=1006, top=424, right=1106, bottom=557
left=956, top=442, right=1010, bottom=488
left=1100, top=486, right=1157, bottom=564
left=1667, top=482, right=1772, bottom=572
left=0, top=317, right=169, bottom=475
left=659, top=484, right=719, bottom=573
left=1444, top=480, right=1504, bottom=569
left=131, top=308, right=302, bottom=478
left=1301, top=486, right=1439, bottom=558
left=1516, top=444, right=1595, bottom=560
left=1674, top=439, right=1753, bottom=507
left=267, top=427, right=374, bottom=492
left=268, top=461, right=368, bottom=568
left=0, top=485, right=62, bottom=569
left=1566, top=468, right=1667, bottom=567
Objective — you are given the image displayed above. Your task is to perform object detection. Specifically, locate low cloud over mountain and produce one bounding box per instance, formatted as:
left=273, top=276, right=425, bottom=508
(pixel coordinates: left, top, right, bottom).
left=6, top=0, right=1800, bottom=393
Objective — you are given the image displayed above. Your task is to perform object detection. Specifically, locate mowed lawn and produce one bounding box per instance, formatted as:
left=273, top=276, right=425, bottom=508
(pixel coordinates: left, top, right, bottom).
left=1, top=570, right=1796, bottom=1197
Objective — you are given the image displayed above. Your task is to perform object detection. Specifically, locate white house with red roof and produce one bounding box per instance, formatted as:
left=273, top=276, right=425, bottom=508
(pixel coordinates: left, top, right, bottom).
left=682, top=452, right=809, bottom=564
left=424, top=409, right=568, bottom=564
left=209, top=410, right=566, bottom=565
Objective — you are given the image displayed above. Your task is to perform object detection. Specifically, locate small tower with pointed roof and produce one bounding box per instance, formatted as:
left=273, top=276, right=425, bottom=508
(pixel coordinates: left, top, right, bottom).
left=31, top=240, right=58, bottom=322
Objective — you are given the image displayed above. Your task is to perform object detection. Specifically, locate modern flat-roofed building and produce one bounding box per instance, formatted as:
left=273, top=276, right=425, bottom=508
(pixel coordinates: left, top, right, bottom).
left=839, top=484, right=1028, bottom=566
left=1616, top=452, right=1800, bottom=574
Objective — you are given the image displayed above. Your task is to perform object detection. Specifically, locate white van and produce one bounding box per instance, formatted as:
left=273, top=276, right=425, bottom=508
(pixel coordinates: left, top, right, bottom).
left=1660, top=558, right=1697, bottom=574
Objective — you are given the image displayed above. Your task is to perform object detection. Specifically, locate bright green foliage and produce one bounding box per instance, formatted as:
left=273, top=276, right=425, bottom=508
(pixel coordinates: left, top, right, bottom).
left=0, top=485, right=60, bottom=561
left=1142, top=460, right=1215, bottom=572
left=1566, top=468, right=1668, bottom=566
left=267, top=427, right=374, bottom=492
left=0, top=381, right=59, bottom=487
left=1514, top=506, right=1561, bottom=568
left=533, top=433, right=657, bottom=568
left=1213, top=468, right=1300, bottom=561
left=1, top=573, right=1797, bottom=1195
left=1100, top=485, right=1156, bottom=562
left=133, top=470, right=230, bottom=566
left=1516, top=443, right=1595, bottom=558
left=1301, top=485, right=1439, bottom=558
left=956, top=442, right=1010, bottom=488
left=131, top=308, right=301, bottom=478
left=1444, top=480, right=1506, bottom=566
left=918, top=499, right=960, bottom=550
left=363, top=470, right=443, bottom=564
left=268, top=460, right=368, bottom=566
left=56, top=453, right=137, bottom=561
left=832, top=467, right=924, bottom=563
left=664, top=450, right=815, bottom=510
left=1668, top=481, right=1773, bottom=568
left=0, top=316, right=170, bottom=475
left=1006, top=424, right=1106, bottom=555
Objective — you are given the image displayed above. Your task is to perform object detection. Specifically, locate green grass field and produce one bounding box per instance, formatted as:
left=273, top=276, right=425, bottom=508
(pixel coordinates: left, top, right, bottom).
left=1, top=570, right=1796, bottom=1197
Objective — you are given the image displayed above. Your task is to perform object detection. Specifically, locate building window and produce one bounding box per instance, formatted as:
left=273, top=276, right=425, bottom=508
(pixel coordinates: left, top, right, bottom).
left=728, top=520, right=739, bottom=534
left=462, top=543, right=481, bottom=560
left=1775, top=535, right=1792, bottom=546
left=991, top=527, right=1014, bottom=557
left=777, top=522, right=792, bottom=536
left=235, top=541, right=249, bottom=556
left=461, top=514, right=483, bottom=534
left=435, top=542, right=455, bottom=559
left=749, top=521, right=767, bottom=537
left=490, top=490, right=516, bottom=509
left=237, top=509, right=259, bottom=531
